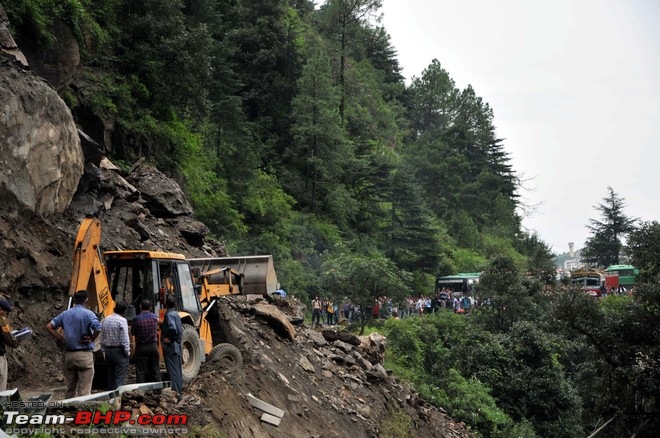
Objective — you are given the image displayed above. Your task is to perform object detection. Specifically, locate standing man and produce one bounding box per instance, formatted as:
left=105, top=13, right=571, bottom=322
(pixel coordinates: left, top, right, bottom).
left=0, top=299, right=18, bottom=391
left=311, top=297, right=322, bottom=328
left=99, top=301, right=130, bottom=390
left=131, top=299, right=161, bottom=385
left=46, top=290, right=102, bottom=399
left=160, top=295, right=183, bottom=397
left=161, top=295, right=183, bottom=397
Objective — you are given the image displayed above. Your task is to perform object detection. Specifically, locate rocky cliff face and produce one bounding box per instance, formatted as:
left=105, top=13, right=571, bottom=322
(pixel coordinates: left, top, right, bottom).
left=0, top=5, right=27, bottom=66
left=0, top=58, right=83, bottom=216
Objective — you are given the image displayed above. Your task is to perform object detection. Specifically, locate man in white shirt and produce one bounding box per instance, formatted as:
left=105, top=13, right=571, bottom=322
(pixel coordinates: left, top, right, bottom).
left=100, top=301, right=131, bottom=390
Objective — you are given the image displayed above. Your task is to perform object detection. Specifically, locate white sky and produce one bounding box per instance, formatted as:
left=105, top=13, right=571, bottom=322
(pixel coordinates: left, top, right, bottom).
left=381, top=0, right=660, bottom=254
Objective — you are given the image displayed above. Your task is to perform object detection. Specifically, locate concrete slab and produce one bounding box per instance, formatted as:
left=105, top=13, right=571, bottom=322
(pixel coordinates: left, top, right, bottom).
left=246, top=393, right=285, bottom=418
left=59, top=390, right=119, bottom=405
left=260, top=412, right=282, bottom=426
left=117, top=381, right=170, bottom=394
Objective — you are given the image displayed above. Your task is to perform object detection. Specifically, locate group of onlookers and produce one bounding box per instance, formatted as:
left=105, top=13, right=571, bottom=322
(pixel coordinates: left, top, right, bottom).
left=310, top=288, right=483, bottom=327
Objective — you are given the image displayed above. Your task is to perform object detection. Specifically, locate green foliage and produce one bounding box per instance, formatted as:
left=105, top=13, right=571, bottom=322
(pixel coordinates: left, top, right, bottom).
left=552, top=277, right=660, bottom=436
left=476, top=255, right=527, bottom=332
left=241, top=170, right=295, bottom=230
left=382, top=314, right=523, bottom=437
left=447, top=209, right=482, bottom=249
left=481, top=234, right=526, bottom=269
left=452, top=248, right=488, bottom=273
left=432, top=369, right=513, bottom=436
left=625, top=220, right=660, bottom=282
left=515, top=232, right=556, bottom=284
left=321, top=246, right=411, bottom=332
left=582, top=187, right=637, bottom=267
left=176, top=123, right=247, bottom=238
left=3, top=0, right=112, bottom=47
left=378, top=407, right=413, bottom=438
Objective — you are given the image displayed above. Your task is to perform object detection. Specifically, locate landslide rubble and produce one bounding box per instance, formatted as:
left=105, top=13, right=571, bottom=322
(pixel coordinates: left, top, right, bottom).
left=34, top=297, right=471, bottom=437
left=0, top=163, right=472, bottom=437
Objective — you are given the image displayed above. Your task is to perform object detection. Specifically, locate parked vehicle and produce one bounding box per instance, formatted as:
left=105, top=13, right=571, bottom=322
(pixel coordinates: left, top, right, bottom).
left=604, top=264, right=637, bottom=290
left=435, top=272, right=481, bottom=295
left=570, top=269, right=604, bottom=297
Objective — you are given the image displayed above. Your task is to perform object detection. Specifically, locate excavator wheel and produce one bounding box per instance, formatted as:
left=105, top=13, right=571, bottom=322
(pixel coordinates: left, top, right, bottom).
left=210, top=343, right=243, bottom=372
left=181, top=324, right=202, bottom=381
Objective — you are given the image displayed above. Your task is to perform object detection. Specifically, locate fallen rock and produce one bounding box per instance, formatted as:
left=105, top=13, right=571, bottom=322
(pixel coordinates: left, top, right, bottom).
left=251, top=303, right=297, bottom=340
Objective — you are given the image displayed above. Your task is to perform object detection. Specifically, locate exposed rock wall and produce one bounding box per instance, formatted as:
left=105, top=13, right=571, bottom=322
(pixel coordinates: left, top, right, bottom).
left=0, top=58, right=83, bottom=216
left=0, top=4, right=27, bottom=66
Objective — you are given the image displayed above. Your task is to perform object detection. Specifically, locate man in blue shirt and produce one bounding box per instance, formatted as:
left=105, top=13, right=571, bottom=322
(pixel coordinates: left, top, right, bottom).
left=46, top=290, right=102, bottom=399
left=161, top=295, right=183, bottom=397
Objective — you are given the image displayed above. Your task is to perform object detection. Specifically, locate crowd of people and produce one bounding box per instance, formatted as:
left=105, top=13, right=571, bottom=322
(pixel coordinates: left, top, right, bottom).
left=310, top=288, right=481, bottom=327
left=37, top=290, right=185, bottom=400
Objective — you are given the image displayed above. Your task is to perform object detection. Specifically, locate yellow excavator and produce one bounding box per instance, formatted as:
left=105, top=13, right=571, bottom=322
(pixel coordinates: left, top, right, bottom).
left=68, top=215, right=279, bottom=382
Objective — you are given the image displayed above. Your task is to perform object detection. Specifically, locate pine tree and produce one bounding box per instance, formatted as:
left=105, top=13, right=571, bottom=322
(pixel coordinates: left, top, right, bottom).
left=582, top=187, right=636, bottom=266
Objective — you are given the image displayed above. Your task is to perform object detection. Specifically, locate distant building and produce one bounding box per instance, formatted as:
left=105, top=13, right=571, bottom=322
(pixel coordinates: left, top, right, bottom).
left=564, top=258, right=586, bottom=271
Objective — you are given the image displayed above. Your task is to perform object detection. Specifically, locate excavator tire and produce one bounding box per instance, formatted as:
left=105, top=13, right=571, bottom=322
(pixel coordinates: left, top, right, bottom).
left=181, top=324, right=202, bottom=381
left=210, top=343, right=242, bottom=372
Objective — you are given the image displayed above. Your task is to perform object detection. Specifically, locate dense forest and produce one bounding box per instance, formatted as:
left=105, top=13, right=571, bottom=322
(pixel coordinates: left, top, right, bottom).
left=4, top=1, right=660, bottom=436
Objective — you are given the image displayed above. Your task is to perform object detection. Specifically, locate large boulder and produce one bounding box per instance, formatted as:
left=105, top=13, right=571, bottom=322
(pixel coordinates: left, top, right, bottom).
left=127, top=166, right=193, bottom=217
left=0, top=58, right=83, bottom=216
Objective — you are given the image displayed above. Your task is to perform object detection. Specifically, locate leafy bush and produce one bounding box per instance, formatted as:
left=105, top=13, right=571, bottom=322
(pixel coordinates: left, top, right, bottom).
left=378, top=408, right=412, bottom=438
left=432, top=369, right=513, bottom=435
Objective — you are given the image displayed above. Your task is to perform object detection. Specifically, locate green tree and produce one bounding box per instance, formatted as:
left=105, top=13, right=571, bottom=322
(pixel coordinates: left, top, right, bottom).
left=285, top=42, right=349, bottom=215
left=406, top=59, right=458, bottom=138
left=493, top=322, right=582, bottom=438
left=515, top=232, right=556, bottom=284
left=315, top=0, right=383, bottom=122
left=387, top=164, right=444, bottom=274
left=225, top=0, right=303, bottom=149
left=477, top=255, right=533, bottom=332
left=625, top=220, right=660, bottom=283
left=582, top=187, right=636, bottom=267
left=321, top=247, right=410, bottom=334
left=553, top=285, right=660, bottom=436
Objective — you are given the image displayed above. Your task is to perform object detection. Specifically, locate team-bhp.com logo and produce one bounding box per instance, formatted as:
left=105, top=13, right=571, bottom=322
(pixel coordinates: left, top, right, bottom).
left=4, top=410, right=188, bottom=435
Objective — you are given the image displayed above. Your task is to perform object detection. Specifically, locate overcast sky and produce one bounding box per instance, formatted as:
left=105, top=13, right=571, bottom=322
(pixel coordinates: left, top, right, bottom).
left=381, top=0, right=660, bottom=254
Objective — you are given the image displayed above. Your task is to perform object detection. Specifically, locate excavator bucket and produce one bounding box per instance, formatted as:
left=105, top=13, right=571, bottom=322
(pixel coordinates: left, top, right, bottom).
left=188, top=255, right=279, bottom=296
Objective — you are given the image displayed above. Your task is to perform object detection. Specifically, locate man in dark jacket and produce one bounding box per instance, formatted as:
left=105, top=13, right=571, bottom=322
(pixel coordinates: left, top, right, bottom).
left=0, top=299, right=18, bottom=391
left=161, top=295, right=183, bottom=397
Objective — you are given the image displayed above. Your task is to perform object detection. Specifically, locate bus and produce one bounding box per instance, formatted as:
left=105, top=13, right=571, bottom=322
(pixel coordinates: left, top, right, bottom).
left=604, top=264, right=637, bottom=290
left=570, top=269, right=604, bottom=297
left=435, top=273, right=481, bottom=295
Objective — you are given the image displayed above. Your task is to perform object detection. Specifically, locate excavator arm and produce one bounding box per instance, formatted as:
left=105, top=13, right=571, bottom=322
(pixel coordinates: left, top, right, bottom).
left=69, top=216, right=114, bottom=317
left=196, top=267, right=245, bottom=302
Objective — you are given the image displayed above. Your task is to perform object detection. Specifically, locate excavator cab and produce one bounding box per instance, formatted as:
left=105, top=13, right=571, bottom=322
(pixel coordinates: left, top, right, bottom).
left=104, top=251, right=202, bottom=327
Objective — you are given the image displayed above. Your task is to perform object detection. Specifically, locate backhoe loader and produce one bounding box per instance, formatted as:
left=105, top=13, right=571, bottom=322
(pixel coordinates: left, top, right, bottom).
left=68, top=216, right=278, bottom=382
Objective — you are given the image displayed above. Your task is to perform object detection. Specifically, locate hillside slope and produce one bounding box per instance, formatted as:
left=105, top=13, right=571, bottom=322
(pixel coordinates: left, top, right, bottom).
left=0, top=162, right=471, bottom=437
